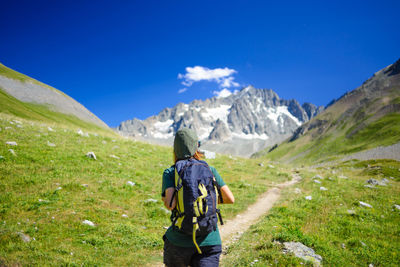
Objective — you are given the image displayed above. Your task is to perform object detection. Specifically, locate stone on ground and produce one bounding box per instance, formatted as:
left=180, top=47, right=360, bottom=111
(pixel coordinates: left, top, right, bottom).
left=347, top=209, right=356, bottom=215
left=6, top=141, right=17, bottom=146
left=367, top=178, right=387, bottom=186
left=305, top=196, right=312, bottom=200
left=86, top=152, right=97, bottom=160
left=359, top=201, right=373, bottom=208
left=17, top=232, right=31, bottom=243
left=82, top=220, right=95, bottom=227
left=9, top=149, right=16, bottom=156
left=320, top=187, right=328, bottom=191
left=126, top=181, right=135, bottom=186
left=47, top=141, right=56, bottom=147
left=283, top=241, right=322, bottom=265
left=144, top=198, right=158, bottom=203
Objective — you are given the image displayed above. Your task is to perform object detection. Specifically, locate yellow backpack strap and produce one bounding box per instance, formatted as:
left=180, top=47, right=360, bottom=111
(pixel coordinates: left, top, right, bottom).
left=192, top=217, right=202, bottom=254
left=194, top=184, right=208, bottom=216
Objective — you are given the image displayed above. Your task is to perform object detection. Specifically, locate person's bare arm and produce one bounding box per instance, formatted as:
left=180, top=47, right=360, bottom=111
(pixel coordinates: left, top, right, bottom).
left=220, top=185, right=234, bottom=204
left=162, top=187, right=176, bottom=210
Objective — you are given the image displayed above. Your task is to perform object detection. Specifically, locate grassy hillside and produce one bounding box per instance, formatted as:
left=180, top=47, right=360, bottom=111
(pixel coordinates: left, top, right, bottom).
left=0, top=88, right=110, bottom=136
left=255, top=60, right=400, bottom=165
left=0, top=114, right=291, bottom=266
left=222, top=160, right=400, bottom=266
left=262, top=112, right=400, bottom=165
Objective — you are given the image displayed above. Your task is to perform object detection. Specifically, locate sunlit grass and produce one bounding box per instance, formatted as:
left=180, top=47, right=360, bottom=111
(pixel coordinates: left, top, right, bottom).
left=0, top=114, right=291, bottom=266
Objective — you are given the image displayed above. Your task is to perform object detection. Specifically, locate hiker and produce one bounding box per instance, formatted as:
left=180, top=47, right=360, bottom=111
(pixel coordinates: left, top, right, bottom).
left=161, top=128, right=235, bottom=267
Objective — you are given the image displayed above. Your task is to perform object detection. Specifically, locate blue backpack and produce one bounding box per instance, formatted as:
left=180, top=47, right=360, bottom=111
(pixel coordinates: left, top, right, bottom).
left=169, top=158, right=224, bottom=253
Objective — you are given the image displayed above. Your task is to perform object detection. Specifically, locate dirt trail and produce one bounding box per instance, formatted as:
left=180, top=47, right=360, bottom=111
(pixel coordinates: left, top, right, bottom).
left=151, top=173, right=301, bottom=266
left=220, top=173, right=302, bottom=250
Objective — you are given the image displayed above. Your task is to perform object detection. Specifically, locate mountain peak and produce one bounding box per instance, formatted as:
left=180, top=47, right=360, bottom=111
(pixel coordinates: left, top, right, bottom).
left=117, top=87, right=323, bottom=157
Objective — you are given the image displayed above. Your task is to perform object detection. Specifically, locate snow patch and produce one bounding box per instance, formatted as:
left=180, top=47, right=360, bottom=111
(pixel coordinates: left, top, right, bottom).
left=152, top=119, right=173, bottom=139
left=266, top=106, right=302, bottom=127
left=232, top=132, right=269, bottom=140
left=200, top=105, right=231, bottom=123
left=154, top=119, right=173, bottom=132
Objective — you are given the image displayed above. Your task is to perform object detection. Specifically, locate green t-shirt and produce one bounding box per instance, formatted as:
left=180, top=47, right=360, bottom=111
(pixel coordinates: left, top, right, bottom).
left=161, top=164, right=226, bottom=247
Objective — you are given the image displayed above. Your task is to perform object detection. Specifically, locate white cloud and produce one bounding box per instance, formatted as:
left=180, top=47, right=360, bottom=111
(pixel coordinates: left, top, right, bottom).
left=178, top=88, right=187, bottom=94
left=178, top=66, right=240, bottom=89
left=213, top=88, right=232, bottom=98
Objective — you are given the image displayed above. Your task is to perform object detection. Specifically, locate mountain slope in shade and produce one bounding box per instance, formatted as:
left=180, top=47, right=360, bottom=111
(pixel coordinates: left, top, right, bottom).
left=258, top=58, right=400, bottom=163
left=117, top=86, right=323, bottom=157
left=0, top=63, right=108, bottom=129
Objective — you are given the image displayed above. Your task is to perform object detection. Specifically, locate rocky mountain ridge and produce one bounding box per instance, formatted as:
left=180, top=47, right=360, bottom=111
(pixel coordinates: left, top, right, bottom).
left=0, top=63, right=108, bottom=128
left=117, top=86, right=324, bottom=157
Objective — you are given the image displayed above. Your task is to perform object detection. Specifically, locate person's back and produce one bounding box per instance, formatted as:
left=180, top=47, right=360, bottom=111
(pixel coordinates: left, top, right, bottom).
left=161, top=128, right=234, bottom=267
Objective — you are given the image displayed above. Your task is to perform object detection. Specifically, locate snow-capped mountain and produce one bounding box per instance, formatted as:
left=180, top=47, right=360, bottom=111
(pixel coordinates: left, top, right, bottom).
left=116, top=86, right=323, bottom=157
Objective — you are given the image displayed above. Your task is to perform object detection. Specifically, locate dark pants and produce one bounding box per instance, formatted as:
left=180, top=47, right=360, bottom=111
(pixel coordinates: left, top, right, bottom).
left=163, top=236, right=222, bottom=267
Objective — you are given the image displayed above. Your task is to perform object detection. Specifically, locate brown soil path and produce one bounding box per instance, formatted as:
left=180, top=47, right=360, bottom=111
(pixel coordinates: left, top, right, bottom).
left=219, top=173, right=302, bottom=249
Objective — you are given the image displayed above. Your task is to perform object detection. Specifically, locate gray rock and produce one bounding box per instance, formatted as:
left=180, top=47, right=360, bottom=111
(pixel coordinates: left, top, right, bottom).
left=17, top=232, right=31, bottom=243
left=364, top=184, right=376, bottom=189
left=126, top=181, right=135, bottom=186
left=258, top=163, right=264, bottom=167
left=47, top=141, right=56, bottom=147
left=320, top=187, right=328, bottom=191
left=109, top=154, right=120, bottom=159
left=394, top=204, right=400, bottom=210
left=359, top=201, right=373, bottom=208
left=47, top=127, right=55, bottom=132
left=313, top=175, right=323, bottom=179
left=77, top=129, right=89, bottom=137
left=347, top=209, right=356, bottom=215
left=367, top=178, right=387, bottom=186
left=6, top=141, right=17, bottom=146
left=144, top=198, right=158, bottom=203
left=86, top=152, right=97, bottom=160
left=305, top=196, right=312, bottom=200
left=82, top=220, right=95, bottom=227
left=8, top=149, right=16, bottom=156
left=283, top=241, right=322, bottom=265
left=313, top=180, right=321, bottom=184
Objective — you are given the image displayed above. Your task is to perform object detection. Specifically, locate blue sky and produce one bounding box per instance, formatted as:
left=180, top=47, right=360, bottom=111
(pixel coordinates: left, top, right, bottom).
left=1, top=0, right=399, bottom=127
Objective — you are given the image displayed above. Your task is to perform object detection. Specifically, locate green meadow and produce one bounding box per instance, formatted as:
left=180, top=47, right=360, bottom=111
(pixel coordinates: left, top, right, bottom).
left=0, top=114, right=291, bottom=266
left=0, top=87, right=399, bottom=266
left=222, top=160, right=400, bottom=266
